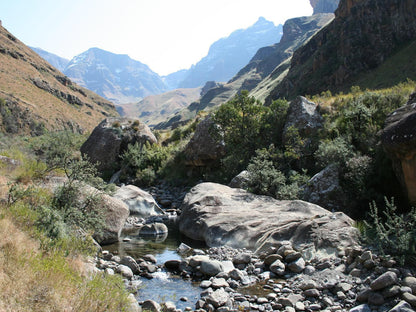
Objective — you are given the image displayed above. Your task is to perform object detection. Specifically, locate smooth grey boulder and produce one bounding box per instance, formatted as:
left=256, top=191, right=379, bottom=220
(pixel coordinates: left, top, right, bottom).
left=114, top=185, right=164, bottom=217
left=178, top=182, right=358, bottom=258
left=370, top=271, right=398, bottom=291
left=229, top=170, right=250, bottom=189
left=139, top=223, right=168, bottom=236
left=200, top=259, right=224, bottom=276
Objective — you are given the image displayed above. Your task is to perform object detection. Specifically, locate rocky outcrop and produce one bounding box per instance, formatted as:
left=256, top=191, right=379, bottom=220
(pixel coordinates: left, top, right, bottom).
left=381, top=92, right=416, bottom=205
left=183, top=117, right=225, bottom=167
left=178, top=182, right=358, bottom=258
left=80, top=117, right=157, bottom=173
left=269, top=0, right=416, bottom=100
left=114, top=185, right=164, bottom=217
left=310, top=0, right=340, bottom=14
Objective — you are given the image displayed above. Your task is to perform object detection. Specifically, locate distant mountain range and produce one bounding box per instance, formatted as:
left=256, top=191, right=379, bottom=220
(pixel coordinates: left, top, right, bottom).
left=31, top=17, right=283, bottom=105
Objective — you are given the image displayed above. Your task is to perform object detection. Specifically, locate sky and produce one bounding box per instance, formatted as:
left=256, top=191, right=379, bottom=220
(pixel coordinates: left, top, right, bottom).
left=0, top=0, right=313, bottom=76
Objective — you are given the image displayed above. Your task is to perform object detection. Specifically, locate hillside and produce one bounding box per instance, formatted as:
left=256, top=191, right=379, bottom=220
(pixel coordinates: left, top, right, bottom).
left=156, top=14, right=333, bottom=129
left=268, top=0, right=416, bottom=100
left=0, top=25, right=117, bottom=135
left=64, top=48, right=167, bottom=104
left=118, top=87, right=201, bottom=127
left=177, top=17, right=283, bottom=89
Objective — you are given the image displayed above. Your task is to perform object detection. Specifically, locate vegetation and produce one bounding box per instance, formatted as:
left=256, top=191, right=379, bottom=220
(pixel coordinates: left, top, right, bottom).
left=0, top=131, right=132, bottom=311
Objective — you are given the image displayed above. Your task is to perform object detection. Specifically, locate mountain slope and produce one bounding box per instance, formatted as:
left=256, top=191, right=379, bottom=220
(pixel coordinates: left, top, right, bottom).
left=268, top=0, right=416, bottom=101
left=64, top=48, right=167, bottom=104
left=118, top=87, right=201, bottom=127
left=0, top=25, right=117, bottom=135
left=309, top=0, right=340, bottom=14
left=30, top=47, right=69, bottom=72
left=178, top=17, right=283, bottom=88
left=156, top=14, right=333, bottom=129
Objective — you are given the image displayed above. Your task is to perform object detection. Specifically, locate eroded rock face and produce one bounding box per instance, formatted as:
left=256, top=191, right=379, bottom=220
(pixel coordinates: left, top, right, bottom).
left=310, top=0, right=340, bottom=14
left=178, top=182, right=358, bottom=258
left=183, top=117, right=225, bottom=167
left=381, top=93, right=416, bottom=204
left=80, top=117, right=157, bottom=173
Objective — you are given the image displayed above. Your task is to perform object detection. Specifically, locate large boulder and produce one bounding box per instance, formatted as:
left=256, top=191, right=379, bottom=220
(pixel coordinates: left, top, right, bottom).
left=114, top=185, right=164, bottom=217
left=183, top=116, right=225, bottom=167
left=178, top=182, right=358, bottom=258
left=381, top=92, right=416, bottom=205
left=301, top=164, right=348, bottom=213
left=80, top=117, right=157, bottom=173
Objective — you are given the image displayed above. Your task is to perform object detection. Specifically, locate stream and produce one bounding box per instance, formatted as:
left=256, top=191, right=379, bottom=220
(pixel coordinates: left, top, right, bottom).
left=105, top=221, right=207, bottom=310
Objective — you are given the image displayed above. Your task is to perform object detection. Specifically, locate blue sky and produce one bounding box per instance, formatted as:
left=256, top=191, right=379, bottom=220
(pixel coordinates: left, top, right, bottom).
left=0, top=0, right=313, bottom=75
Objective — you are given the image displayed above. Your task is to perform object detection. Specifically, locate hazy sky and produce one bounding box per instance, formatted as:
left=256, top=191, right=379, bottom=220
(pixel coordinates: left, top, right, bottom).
left=0, top=0, right=313, bottom=75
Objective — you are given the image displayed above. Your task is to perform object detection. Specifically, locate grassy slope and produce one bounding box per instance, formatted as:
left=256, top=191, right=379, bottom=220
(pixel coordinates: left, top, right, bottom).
left=0, top=25, right=118, bottom=134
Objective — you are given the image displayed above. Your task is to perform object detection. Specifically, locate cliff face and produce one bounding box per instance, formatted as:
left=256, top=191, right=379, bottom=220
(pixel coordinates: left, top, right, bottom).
left=310, top=0, right=340, bottom=14
left=270, top=0, right=416, bottom=100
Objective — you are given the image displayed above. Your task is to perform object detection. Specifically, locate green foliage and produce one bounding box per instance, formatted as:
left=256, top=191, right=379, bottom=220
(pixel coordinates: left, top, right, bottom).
left=364, top=198, right=416, bottom=264
left=315, top=137, right=355, bottom=168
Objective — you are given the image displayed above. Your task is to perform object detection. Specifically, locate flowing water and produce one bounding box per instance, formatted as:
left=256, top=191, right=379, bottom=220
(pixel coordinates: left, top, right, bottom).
left=105, top=221, right=206, bottom=310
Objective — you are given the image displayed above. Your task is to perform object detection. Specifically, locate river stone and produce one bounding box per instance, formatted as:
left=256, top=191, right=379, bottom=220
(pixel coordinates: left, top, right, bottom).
left=189, top=255, right=210, bottom=267
left=382, top=285, right=401, bottom=298
left=200, top=259, right=223, bottom=276
left=164, top=259, right=181, bottom=271
left=126, top=293, right=141, bottom=312
left=402, top=292, right=416, bottom=307
left=120, top=256, right=141, bottom=275
left=304, top=288, right=320, bottom=298
left=229, top=268, right=245, bottom=281
left=178, top=183, right=358, bottom=257
left=404, top=277, right=416, bottom=294
left=143, top=254, right=157, bottom=263
left=287, top=257, right=305, bottom=273
left=233, top=253, right=252, bottom=265
left=164, top=301, right=176, bottom=312
left=205, top=288, right=230, bottom=308
left=211, top=277, right=229, bottom=289
left=349, top=304, right=371, bottom=312
left=270, top=259, right=285, bottom=276
left=139, top=223, right=168, bottom=236
left=370, top=271, right=398, bottom=290
left=114, top=185, right=164, bottom=217
left=389, top=300, right=415, bottom=312
left=368, top=292, right=385, bottom=305
left=142, top=299, right=162, bottom=312
left=264, top=254, right=283, bottom=266
left=116, top=264, right=134, bottom=279
left=200, top=280, right=212, bottom=288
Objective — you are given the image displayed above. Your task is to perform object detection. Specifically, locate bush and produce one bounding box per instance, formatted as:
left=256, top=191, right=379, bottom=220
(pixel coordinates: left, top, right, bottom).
left=364, top=197, right=416, bottom=264
left=315, top=137, right=355, bottom=168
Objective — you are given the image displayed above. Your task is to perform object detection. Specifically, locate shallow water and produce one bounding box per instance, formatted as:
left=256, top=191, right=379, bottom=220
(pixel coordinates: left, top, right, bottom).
left=105, top=221, right=206, bottom=309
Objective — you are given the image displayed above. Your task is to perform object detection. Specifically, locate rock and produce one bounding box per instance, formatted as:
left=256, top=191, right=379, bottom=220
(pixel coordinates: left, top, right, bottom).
left=116, top=264, right=134, bottom=279
left=120, top=256, right=141, bottom=275
left=189, top=255, right=210, bottom=267
left=389, top=300, right=415, bottom=312
left=164, top=260, right=181, bottom=271
left=91, top=187, right=130, bottom=245
left=200, top=280, right=212, bottom=288
left=229, top=170, right=250, bottom=189
left=264, top=254, right=283, bottom=266
left=370, top=271, right=398, bottom=291
left=141, top=300, right=161, bottom=312
left=402, top=292, right=416, bottom=308
left=349, top=304, right=371, bottom=312
left=287, top=257, right=305, bottom=273
left=183, top=116, right=225, bottom=167
left=301, top=164, right=348, bottom=213
left=81, top=117, right=157, bottom=173
left=164, top=301, right=176, bottom=312
left=382, top=285, right=401, bottom=298
left=126, top=293, right=141, bottom=312
left=368, top=292, right=385, bottom=305
left=177, top=242, right=192, bottom=254
left=200, top=259, right=223, bottom=276
left=142, top=254, right=157, bottom=264
left=114, top=185, right=164, bottom=217
left=233, top=253, right=252, bottom=265
left=205, top=288, right=230, bottom=308
left=270, top=259, right=286, bottom=276
left=404, top=276, right=416, bottom=294
left=139, top=223, right=168, bottom=236
left=381, top=95, right=416, bottom=205
left=229, top=268, right=245, bottom=281
left=211, top=277, right=229, bottom=289
left=310, top=0, right=339, bottom=14
left=303, top=288, right=320, bottom=298
left=280, top=294, right=303, bottom=307
left=178, top=183, right=358, bottom=257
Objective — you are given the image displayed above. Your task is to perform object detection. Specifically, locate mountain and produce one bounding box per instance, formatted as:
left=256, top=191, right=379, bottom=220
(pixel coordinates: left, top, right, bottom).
left=64, top=48, right=167, bottom=104
left=30, top=47, right=69, bottom=72
left=177, top=17, right=283, bottom=88
left=268, top=0, right=416, bottom=101
left=0, top=24, right=117, bottom=135
left=162, top=69, right=189, bottom=91
left=156, top=14, right=333, bottom=129
left=118, top=87, right=202, bottom=127
left=309, top=0, right=340, bottom=14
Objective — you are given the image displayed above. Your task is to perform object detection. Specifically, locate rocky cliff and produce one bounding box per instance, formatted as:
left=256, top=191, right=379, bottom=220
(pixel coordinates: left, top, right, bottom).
left=178, top=17, right=283, bottom=88
left=0, top=25, right=117, bottom=135
left=269, top=0, right=416, bottom=101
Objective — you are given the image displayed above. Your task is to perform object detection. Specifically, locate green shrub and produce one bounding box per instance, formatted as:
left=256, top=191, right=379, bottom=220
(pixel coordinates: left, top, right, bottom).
left=364, top=197, right=416, bottom=264
left=315, top=137, right=355, bottom=168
